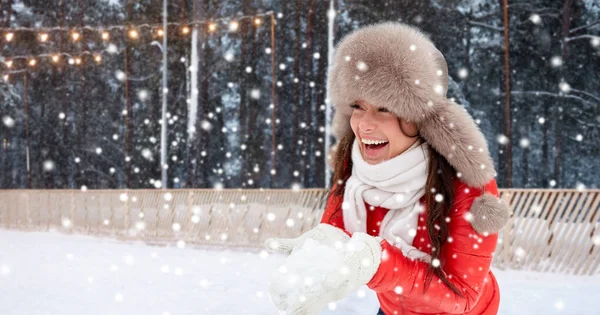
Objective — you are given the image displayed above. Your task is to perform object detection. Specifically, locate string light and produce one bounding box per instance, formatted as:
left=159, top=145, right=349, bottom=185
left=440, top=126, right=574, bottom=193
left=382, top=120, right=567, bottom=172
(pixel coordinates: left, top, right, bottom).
left=3, top=74, right=8, bottom=81
left=0, top=12, right=273, bottom=44
left=229, top=21, right=239, bottom=32
left=208, top=23, right=217, bottom=32
left=0, top=12, right=274, bottom=72
left=128, top=29, right=139, bottom=39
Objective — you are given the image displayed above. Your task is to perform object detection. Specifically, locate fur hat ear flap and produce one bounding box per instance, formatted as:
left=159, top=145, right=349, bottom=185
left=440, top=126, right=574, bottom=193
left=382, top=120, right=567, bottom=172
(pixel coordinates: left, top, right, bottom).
left=419, top=100, right=496, bottom=188
left=469, top=193, right=511, bottom=234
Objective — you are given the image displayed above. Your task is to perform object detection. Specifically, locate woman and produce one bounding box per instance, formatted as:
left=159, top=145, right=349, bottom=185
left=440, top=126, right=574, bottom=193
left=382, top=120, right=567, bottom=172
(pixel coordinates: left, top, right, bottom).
left=266, top=22, right=510, bottom=315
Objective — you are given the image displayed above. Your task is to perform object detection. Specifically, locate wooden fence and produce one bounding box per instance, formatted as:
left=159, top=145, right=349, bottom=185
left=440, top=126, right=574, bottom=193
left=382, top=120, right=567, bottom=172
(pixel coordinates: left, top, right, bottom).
left=0, top=188, right=598, bottom=275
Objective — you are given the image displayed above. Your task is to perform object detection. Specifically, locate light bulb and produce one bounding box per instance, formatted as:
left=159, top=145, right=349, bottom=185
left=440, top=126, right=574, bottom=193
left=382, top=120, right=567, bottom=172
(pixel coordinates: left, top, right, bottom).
left=5, top=32, right=14, bottom=41
left=128, top=29, right=139, bottom=39
left=75, top=57, right=82, bottom=65
left=5, top=60, right=12, bottom=68
left=229, top=21, right=239, bottom=32
left=94, top=55, right=102, bottom=63
left=101, top=31, right=110, bottom=40
left=156, top=28, right=164, bottom=37
left=72, top=32, right=80, bottom=41
left=181, top=26, right=190, bottom=35
left=29, top=59, right=37, bottom=67
left=51, top=55, right=60, bottom=63
left=40, top=33, right=49, bottom=42
left=254, top=18, right=262, bottom=26
left=208, top=23, right=217, bottom=32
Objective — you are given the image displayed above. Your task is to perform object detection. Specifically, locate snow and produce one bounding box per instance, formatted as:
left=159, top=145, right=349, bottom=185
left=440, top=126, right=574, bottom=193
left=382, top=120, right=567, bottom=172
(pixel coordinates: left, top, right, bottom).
left=1, top=229, right=598, bottom=315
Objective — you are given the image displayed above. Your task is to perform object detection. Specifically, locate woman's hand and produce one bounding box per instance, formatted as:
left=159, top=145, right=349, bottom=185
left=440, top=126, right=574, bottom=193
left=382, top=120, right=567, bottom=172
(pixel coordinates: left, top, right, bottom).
left=264, top=223, right=351, bottom=255
left=266, top=231, right=383, bottom=315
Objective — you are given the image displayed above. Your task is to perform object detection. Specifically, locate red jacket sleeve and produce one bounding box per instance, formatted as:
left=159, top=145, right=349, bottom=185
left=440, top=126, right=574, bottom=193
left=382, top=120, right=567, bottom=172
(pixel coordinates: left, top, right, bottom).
left=366, top=180, right=500, bottom=314
left=320, top=186, right=346, bottom=230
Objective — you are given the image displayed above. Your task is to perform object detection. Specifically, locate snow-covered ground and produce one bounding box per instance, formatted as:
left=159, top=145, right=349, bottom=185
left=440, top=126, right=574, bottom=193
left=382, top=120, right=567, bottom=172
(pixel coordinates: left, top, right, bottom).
left=1, top=229, right=598, bottom=315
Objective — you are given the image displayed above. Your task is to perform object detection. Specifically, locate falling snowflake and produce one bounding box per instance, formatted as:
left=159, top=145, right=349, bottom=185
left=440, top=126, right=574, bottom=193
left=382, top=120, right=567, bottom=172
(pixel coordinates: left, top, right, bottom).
left=515, top=247, right=526, bottom=258
left=224, top=51, right=235, bottom=62
left=2, top=116, right=15, bottom=128
left=529, top=14, right=542, bottom=24
left=356, top=61, right=368, bottom=72
left=559, top=81, right=571, bottom=93
left=43, top=160, right=55, bottom=172
left=551, top=56, right=563, bottom=67
left=250, top=89, right=261, bottom=99
left=61, top=218, right=72, bottom=228
left=115, top=70, right=127, bottom=81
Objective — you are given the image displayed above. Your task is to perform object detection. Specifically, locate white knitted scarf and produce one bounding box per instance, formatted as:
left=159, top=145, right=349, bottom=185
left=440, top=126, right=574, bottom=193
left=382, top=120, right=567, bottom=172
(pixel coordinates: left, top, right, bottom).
left=342, top=138, right=432, bottom=262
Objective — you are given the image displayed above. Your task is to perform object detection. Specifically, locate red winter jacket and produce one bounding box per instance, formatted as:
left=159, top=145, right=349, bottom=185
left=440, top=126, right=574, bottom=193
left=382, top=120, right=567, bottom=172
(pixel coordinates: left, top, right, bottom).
left=320, top=178, right=501, bottom=315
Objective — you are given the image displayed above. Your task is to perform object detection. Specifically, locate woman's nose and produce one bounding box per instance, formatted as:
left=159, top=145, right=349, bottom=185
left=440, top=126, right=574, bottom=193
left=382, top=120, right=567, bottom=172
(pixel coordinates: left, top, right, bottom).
left=359, top=111, right=377, bottom=131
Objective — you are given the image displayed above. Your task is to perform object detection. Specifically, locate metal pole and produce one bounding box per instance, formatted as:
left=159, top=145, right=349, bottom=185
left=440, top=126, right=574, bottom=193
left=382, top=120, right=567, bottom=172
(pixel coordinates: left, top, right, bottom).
left=324, top=0, right=335, bottom=189
left=160, top=0, right=168, bottom=188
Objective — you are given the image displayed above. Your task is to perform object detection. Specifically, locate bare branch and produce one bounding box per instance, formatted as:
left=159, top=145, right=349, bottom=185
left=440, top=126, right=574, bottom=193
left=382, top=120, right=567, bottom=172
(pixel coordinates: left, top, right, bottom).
left=565, top=34, right=599, bottom=42
left=570, top=20, right=600, bottom=34
left=468, top=20, right=503, bottom=32
left=507, top=90, right=595, bottom=106
left=570, top=88, right=600, bottom=103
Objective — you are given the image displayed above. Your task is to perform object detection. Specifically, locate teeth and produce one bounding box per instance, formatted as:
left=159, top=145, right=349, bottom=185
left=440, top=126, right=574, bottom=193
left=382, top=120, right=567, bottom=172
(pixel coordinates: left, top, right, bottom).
left=361, top=138, right=389, bottom=145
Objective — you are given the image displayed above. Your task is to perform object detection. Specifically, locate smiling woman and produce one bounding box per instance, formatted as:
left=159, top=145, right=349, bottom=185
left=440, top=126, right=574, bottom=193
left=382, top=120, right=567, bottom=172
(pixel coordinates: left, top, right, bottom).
left=350, top=100, right=419, bottom=165
left=265, top=22, right=510, bottom=315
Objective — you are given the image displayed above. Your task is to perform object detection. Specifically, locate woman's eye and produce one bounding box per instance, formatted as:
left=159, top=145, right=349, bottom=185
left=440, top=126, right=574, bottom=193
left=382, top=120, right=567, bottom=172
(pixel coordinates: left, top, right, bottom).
left=378, top=107, right=390, bottom=113
left=350, top=104, right=361, bottom=110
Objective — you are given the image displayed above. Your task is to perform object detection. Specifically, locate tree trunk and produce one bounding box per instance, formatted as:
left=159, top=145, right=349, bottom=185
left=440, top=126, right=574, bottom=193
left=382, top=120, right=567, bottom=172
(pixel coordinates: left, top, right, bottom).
left=314, top=0, right=328, bottom=188
left=555, top=0, right=574, bottom=187
left=202, top=0, right=213, bottom=186
left=24, top=74, right=31, bottom=188
left=303, top=0, right=316, bottom=188
left=291, top=0, right=301, bottom=183
left=501, top=0, right=512, bottom=188
left=124, top=0, right=133, bottom=188
left=189, top=0, right=206, bottom=187
left=238, top=0, right=250, bottom=185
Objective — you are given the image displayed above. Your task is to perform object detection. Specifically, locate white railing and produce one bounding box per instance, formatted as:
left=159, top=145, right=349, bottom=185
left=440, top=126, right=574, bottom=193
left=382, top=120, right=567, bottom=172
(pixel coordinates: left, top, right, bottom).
left=0, top=188, right=598, bottom=275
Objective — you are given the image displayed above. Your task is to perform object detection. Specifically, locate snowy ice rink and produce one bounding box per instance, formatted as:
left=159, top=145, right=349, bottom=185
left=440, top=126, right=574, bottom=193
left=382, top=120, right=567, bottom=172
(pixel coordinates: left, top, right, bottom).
left=1, top=229, right=598, bottom=315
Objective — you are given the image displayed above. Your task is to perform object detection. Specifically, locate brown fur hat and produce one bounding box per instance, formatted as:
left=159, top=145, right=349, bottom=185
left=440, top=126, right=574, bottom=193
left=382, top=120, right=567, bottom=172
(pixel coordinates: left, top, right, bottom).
left=328, top=22, right=509, bottom=233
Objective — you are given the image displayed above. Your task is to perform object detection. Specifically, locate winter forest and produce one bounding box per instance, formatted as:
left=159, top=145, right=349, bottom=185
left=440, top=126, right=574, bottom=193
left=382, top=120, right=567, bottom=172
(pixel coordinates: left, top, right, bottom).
left=1, top=0, right=599, bottom=190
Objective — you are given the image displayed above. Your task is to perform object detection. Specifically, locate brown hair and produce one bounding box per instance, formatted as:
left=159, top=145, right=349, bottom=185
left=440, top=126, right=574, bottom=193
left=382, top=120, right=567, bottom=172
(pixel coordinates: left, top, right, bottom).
left=327, top=122, right=464, bottom=297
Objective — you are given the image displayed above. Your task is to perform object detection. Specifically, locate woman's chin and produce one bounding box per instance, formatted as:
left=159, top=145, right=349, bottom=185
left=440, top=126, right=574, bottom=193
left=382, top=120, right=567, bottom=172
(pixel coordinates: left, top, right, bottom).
left=361, top=144, right=389, bottom=164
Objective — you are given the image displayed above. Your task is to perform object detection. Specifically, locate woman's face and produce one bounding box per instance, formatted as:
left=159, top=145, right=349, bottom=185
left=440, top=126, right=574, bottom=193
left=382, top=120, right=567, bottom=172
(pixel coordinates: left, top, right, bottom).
left=350, top=100, right=419, bottom=165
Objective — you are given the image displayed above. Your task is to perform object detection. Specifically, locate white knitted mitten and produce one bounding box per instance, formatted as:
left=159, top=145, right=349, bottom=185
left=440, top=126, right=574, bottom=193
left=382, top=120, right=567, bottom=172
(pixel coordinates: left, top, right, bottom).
left=268, top=232, right=382, bottom=315
left=264, top=223, right=350, bottom=255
